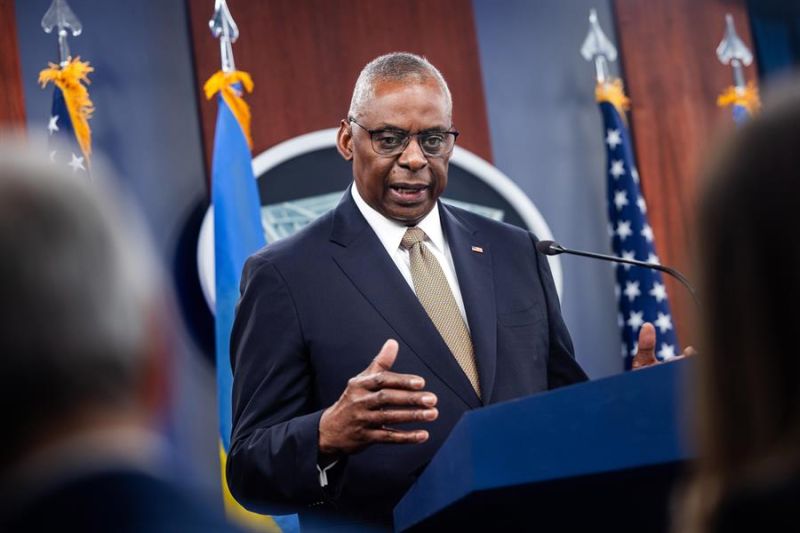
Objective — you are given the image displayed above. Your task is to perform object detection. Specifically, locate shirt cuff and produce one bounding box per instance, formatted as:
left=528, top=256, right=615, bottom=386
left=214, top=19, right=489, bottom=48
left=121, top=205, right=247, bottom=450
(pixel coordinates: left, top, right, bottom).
left=316, top=460, right=339, bottom=487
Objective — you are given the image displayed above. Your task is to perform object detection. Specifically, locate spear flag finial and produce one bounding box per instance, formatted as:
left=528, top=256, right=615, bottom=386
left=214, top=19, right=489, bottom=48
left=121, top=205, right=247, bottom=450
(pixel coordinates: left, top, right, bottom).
left=581, top=9, right=618, bottom=85
left=209, top=0, right=239, bottom=73
left=41, top=0, right=82, bottom=67
left=716, top=14, right=753, bottom=91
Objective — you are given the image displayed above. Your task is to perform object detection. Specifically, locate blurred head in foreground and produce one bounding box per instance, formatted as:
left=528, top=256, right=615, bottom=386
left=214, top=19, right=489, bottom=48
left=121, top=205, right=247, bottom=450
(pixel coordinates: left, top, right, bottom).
left=0, top=142, right=170, bottom=478
left=678, top=85, right=800, bottom=532
left=0, top=143, right=240, bottom=532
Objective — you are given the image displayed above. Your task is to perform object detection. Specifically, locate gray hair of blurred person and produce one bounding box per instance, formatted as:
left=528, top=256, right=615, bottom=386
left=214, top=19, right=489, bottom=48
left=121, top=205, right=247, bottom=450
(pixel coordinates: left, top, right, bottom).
left=0, top=143, right=168, bottom=469
left=348, top=52, right=453, bottom=121
left=675, top=82, right=800, bottom=532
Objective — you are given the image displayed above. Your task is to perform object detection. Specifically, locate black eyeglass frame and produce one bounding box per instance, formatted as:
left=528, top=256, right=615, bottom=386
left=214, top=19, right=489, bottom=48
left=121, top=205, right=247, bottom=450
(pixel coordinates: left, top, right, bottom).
left=348, top=117, right=460, bottom=158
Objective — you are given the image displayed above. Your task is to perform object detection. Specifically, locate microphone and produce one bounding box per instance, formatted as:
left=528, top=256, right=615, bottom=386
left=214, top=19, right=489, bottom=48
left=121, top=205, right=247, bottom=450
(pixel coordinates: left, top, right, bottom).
left=536, top=240, right=700, bottom=307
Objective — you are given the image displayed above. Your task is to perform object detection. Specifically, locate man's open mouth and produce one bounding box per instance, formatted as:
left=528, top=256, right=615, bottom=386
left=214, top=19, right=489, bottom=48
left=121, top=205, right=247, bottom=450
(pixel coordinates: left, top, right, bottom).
left=389, top=183, right=430, bottom=191
left=388, top=183, right=430, bottom=203
left=389, top=183, right=429, bottom=193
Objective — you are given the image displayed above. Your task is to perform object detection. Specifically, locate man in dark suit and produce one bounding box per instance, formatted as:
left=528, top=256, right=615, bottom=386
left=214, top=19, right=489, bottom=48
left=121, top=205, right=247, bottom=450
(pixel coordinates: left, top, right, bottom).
left=227, top=52, right=589, bottom=528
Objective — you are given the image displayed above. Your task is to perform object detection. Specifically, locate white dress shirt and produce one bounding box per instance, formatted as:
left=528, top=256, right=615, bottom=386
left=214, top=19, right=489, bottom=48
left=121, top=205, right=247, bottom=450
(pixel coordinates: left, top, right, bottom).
left=350, top=185, right=470, bottom=327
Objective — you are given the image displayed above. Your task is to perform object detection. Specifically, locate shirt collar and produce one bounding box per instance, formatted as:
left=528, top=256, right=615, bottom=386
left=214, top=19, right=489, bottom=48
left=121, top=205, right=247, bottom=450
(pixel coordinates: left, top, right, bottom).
left=351, top=184, right=445, bottom=254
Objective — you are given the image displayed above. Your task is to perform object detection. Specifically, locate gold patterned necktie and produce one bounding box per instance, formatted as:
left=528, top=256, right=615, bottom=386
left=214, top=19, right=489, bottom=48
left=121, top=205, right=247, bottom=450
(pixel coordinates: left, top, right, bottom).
left=400, top=227, right=481, bottom=397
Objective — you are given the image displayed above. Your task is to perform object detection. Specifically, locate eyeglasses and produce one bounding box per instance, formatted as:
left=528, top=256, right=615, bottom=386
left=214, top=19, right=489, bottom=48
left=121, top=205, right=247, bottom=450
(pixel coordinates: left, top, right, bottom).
left=348, top=118, right=459, bottom=158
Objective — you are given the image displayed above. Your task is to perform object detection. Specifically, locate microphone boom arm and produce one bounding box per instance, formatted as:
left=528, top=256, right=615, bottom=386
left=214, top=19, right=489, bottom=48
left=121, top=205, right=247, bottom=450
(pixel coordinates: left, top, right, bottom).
left=540, top=241, right=700, bottom=308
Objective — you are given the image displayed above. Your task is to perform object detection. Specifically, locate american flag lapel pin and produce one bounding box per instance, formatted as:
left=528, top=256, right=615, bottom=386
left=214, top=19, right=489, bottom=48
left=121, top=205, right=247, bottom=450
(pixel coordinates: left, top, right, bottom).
left=471, top=245, right=484, bottom=254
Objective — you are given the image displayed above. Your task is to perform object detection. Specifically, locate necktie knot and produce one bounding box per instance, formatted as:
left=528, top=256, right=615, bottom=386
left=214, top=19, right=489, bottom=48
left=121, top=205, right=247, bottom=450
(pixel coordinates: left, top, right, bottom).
left=401, top=227, right=427, bottom=250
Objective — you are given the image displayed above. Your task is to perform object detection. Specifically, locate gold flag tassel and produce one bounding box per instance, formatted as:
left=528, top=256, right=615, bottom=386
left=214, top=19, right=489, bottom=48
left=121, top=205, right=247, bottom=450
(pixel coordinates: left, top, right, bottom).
left=717, top=81, right=761, bottom=116
left=595, top=78, right=631, bottom=120
left=38, top=57, right=95, bottom=162
left=204, top=70, right=255, bottom=148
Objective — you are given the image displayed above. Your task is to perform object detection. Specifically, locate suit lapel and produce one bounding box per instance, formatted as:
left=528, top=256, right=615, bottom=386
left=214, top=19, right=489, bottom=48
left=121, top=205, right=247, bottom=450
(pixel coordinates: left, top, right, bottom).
left=330, top=192, right=481, bottom=409
left=440, top=203, right=498, bottom=404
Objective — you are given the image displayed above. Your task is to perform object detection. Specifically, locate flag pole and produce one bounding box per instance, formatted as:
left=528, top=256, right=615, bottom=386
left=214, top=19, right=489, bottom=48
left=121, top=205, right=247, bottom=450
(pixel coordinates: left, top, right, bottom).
left=206, top=2, right=289, bottom=530
left=210, top=0, right=239, bottom=74
left=580, top=10, right=681, bottom=365
left=580, top=9, right=629, bottom=119
left=716, top=14, right=759, bottom=121
left=580, top=9, right=617, bottom=86
left=716, top=14, right=753, bottom=94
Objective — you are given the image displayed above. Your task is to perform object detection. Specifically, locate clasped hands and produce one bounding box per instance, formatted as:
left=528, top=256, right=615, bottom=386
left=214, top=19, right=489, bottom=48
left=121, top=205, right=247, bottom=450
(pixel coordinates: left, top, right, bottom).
left=319, top=323, right=695, bottom=456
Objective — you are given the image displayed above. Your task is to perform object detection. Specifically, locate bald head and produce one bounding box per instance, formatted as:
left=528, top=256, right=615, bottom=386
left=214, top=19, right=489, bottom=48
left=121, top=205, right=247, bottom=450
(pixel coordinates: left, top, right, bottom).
left=348, top=52, right=453, bottom=121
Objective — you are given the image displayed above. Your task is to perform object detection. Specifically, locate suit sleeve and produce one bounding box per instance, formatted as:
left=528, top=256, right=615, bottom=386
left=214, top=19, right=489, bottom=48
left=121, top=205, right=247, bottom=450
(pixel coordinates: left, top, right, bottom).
left=530, top=234, right=590, bottom=388
left=226, top=254, right=327, bottom=514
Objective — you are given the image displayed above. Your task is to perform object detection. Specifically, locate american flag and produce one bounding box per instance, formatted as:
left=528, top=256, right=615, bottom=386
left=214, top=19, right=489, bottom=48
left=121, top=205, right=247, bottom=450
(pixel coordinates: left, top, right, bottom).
left=598, top=99, right=679, bottom=367
left=46, top=84, right=88, bottom=177
left=39, top=58, right=94, bottom=178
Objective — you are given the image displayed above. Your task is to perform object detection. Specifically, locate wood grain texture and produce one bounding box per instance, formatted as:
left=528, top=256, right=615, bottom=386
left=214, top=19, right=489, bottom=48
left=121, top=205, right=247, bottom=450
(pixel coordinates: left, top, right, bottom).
left=613, top=0, right=757, bottom=345
left=0, top=0, right=26, bottom=127
left=186, top=0, right=492, bottom=172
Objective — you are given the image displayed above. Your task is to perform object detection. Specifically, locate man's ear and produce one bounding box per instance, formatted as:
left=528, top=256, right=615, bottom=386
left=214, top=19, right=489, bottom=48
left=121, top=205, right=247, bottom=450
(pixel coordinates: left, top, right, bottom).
left=336, top=119, right=353, bottom=161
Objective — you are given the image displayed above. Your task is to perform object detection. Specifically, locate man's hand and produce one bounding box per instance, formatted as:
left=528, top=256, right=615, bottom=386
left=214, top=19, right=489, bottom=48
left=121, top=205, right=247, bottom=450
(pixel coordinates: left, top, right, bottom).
left=318, top=339, right=438, bottom=456
left=632, top=322, right=696, bottom=369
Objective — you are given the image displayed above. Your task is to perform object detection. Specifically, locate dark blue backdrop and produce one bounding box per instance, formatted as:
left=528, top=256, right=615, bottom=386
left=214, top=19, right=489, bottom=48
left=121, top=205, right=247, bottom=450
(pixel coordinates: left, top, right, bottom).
left=748, top=0, right=800, bottom=77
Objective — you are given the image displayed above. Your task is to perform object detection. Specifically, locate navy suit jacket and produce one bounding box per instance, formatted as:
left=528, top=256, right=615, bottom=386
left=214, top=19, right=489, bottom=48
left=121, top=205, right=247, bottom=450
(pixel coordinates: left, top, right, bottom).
left=227, top=190, right=587, bottom=524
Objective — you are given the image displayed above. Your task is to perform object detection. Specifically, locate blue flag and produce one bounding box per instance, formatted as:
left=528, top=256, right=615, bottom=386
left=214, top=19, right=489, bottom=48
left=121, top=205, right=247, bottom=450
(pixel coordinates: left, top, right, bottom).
left=210, top=85, right=265, bottom=454
left=598, top=98, right=679, bottom=368
left=206, top=71, right=299, bottom=532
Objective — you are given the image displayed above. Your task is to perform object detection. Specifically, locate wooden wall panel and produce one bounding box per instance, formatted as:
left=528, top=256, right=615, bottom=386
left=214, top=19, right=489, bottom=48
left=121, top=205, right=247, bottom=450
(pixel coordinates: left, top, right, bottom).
left=613, top=0, right=756, bottom=345
left=0, top=0, right=26, bottom=127
left=186, top=0, right=492, bottom=171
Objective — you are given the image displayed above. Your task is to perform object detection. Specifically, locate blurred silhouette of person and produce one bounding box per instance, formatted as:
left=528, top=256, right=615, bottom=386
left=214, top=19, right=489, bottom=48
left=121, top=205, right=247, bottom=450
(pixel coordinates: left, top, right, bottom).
left=0, top=144, right=237, bottom=532
left=674, top=85, right=800, bottom=532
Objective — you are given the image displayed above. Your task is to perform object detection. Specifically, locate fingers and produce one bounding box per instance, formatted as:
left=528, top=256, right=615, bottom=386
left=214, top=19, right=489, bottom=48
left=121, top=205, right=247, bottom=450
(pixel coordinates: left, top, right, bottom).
left=319, top=339, right=437, bottom=454
left=637, top=322, right=656, bottom=355
left=632, top=322, right=658, bottom=369
left=359, top=339, right=426, bottom=391
left=362, top=428, right=430, bottom=445
left=361, top=389, right=437, bottom=410
left=361, top=407, right=439, bottom=425
left=356, top=370, right=426, bottom=392
left=368, top=339, right=399, bottom=372
left=662, top=346, right=697, bottom=364
left=682, top=346, right=698, bottom=357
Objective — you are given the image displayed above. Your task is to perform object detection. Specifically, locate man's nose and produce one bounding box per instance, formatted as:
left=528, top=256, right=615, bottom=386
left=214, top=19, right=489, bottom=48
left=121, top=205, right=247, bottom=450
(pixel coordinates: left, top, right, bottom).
left=397, top=137, right=428, bottom=171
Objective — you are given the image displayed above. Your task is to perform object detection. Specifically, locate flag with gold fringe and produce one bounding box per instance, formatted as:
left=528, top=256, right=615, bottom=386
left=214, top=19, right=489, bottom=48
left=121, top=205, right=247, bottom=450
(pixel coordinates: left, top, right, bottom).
left=595, top=79, right=680, bottom=368
left=39, top=57, right=93, bottom=176
left=717, top=82, right=760, bottom=124
left=205, top=69, right=298, bottom=533
left=716, top=14, right=760, bottom=125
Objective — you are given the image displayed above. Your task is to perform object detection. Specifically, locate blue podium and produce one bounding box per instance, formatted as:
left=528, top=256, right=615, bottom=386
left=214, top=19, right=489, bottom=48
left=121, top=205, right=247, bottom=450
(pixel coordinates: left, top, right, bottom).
left=394, top=359, right=694, bottom=531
